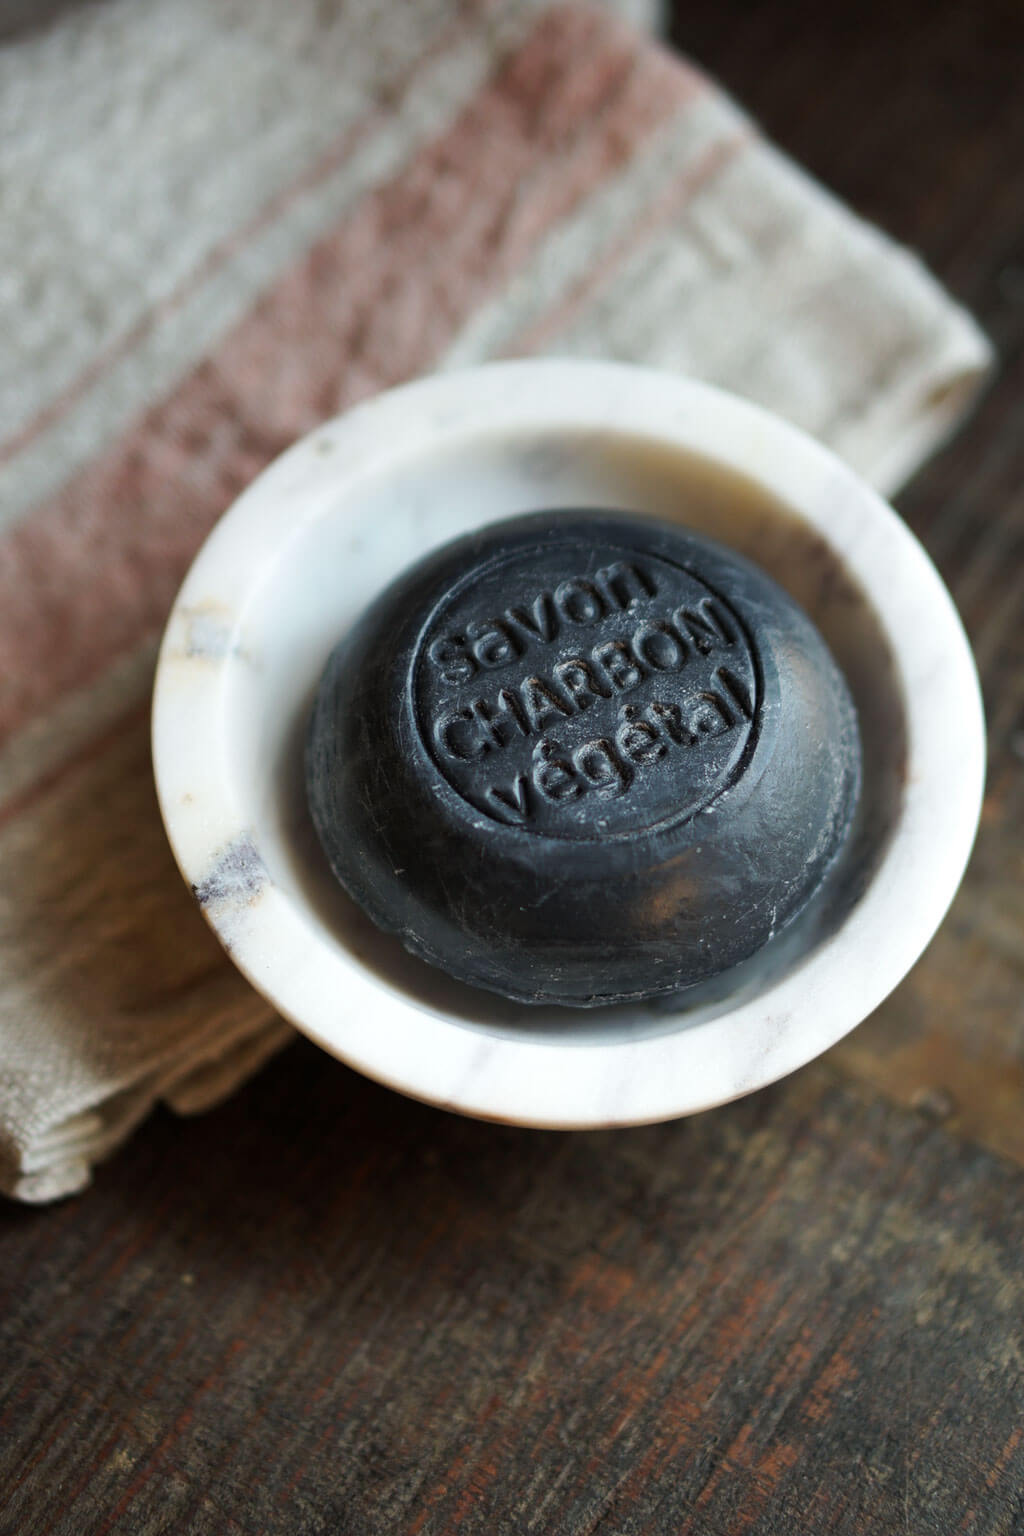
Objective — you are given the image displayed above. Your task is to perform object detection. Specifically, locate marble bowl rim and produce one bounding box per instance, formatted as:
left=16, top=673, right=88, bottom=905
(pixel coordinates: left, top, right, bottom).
left=151, top=359, right=985, bottom=1128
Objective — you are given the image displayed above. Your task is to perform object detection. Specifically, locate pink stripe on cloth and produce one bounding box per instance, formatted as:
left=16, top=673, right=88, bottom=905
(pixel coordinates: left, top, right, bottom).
left=0, top=3, right=700, bottom=753
left=509, top=130, right=753, bottom=356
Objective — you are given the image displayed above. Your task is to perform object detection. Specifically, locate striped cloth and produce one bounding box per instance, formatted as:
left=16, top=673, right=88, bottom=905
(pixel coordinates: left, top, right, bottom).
left=0, top=0, right=991, bottom=1201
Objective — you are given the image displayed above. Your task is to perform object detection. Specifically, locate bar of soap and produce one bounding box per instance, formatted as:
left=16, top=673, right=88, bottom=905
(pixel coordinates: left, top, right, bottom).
left=306, top=511, right=861, bottom=1007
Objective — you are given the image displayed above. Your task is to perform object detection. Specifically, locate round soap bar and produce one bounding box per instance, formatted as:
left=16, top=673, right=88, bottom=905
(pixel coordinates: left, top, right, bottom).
left=306, top=511, right=861, bottom=1007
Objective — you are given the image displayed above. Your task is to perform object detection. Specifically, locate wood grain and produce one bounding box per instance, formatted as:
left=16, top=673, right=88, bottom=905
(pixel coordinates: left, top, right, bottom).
left=2, top=1048, right=1024, bottom=1534
left=2, top=0, right=1023, bottom=1530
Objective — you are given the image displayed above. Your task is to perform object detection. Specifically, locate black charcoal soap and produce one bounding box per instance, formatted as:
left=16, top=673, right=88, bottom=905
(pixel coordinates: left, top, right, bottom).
left=306, top=510, right=861, bottom=1007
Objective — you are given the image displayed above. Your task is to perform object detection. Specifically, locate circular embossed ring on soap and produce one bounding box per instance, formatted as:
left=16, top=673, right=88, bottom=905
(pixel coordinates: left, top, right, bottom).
left=306, top=510, right=861, bottom=1007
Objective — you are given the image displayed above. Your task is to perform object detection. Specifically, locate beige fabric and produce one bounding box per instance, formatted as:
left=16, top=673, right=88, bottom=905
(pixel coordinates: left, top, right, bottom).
left=0, top=0, right=991, bottom=1201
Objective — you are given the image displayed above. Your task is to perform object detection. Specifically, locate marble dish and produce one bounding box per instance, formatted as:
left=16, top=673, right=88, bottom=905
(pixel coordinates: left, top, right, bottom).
left=152, top=360, right=985, bottom=1127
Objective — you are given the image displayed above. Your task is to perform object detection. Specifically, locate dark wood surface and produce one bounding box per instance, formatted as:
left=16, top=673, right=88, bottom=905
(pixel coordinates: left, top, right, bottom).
left=3, top=1, right=1023, bottom=1531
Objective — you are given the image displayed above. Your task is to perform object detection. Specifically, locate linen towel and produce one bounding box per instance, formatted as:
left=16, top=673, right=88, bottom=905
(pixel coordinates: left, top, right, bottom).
left=0, top=0, right=991, bottom=1201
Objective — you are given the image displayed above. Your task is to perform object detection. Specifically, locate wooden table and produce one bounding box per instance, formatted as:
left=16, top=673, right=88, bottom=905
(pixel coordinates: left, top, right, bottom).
left=2, top=1, right=1022, bottom=1530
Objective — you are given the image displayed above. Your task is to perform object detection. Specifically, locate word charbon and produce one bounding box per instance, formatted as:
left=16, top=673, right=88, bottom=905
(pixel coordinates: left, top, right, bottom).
left=432, top=595, right=750, bottom=765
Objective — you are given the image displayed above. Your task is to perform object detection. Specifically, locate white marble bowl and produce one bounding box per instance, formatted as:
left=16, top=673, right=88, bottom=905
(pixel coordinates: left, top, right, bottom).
left=152, top=361, right=984, bottom=1127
